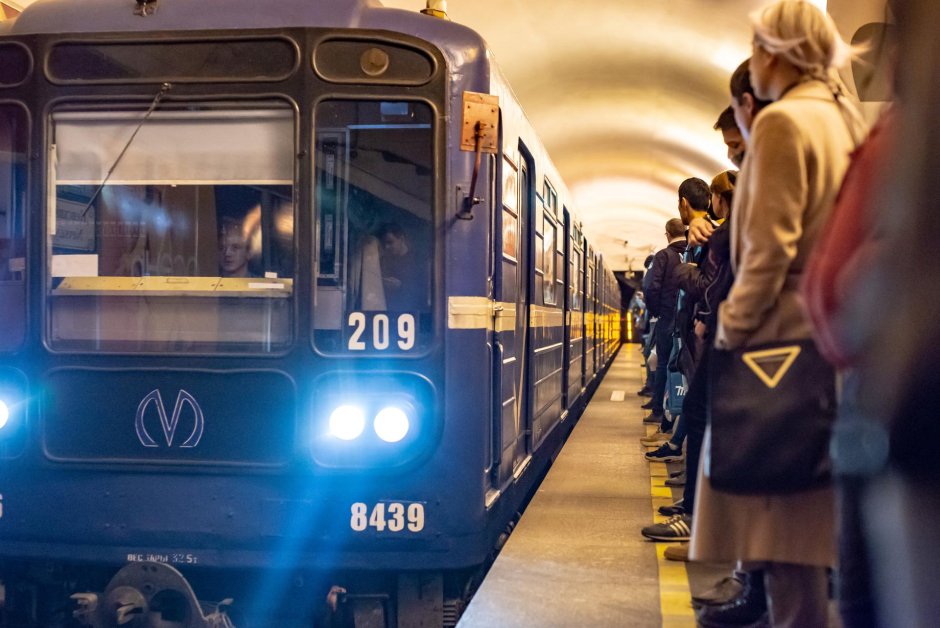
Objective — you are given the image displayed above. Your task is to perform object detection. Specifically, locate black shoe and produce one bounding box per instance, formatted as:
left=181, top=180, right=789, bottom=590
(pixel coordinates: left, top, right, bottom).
left=640, top=399, right=655, bottom=410
left=695, top=571, right=767, bottom=626
left=637, top=387, right=652, bottom=397
left=641, top=514, right=692, bottom=541
left=658, top=499, right=684, bottom=516
left=643, top=412, right=665, bottom=424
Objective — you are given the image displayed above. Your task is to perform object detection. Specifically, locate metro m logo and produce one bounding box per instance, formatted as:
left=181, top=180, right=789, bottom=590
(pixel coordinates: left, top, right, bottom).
left=135, top=390, right=205, bottom=448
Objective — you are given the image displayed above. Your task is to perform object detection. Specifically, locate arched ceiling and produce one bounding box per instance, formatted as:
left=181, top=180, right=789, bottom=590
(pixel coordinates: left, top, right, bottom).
left=383, top=0, right=830, bottom=270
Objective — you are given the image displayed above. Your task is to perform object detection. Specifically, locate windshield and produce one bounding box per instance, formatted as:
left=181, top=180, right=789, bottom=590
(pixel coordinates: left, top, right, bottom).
left=313, top=100, right=434, bottom=355
left=0, top=104, right=27, bottom=352
left=47, top=103, right=295, bottom=353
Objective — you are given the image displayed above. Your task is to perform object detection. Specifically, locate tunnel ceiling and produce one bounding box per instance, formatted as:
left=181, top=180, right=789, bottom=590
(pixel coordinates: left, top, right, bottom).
left=382, top=0, right=825, bottom=271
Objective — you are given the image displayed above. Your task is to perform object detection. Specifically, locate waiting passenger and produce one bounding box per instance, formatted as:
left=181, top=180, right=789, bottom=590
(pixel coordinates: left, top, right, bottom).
left=685, top=62, right=773, bottom=625
left=689, top=2, right=867, bottom=627
left=801, top=17, right=898, bottom=628
left=643, top=179, right=711, bottom=455
left=837, top=2, right=940, bottom=625
left=640, top=171, right=738, bottom=551
left=714, top=106, right=746, bottom=169
left=640, top=219, right=687, bottom=427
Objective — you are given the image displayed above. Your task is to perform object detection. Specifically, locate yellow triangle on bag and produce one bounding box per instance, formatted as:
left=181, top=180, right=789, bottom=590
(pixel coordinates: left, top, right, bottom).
left=740, top=345, right=802, bottom=389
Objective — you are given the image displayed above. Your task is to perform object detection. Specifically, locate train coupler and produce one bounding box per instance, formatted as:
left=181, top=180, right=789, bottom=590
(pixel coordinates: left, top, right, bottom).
left=71, top=561, right=234, bottom=628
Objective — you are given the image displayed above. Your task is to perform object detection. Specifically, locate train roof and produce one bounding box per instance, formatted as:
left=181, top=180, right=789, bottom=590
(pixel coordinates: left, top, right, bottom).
left=8, top=0, right=487, bottom=53
left=8, top=0, right=491, bottom=87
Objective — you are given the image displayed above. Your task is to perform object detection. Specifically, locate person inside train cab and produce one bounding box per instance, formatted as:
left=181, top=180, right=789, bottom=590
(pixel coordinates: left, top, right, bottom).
left=689, top=2, right=868, bottom=627
left=218, top=218, right=256, bottom=278
left=377, top=222, right=424, bottom=313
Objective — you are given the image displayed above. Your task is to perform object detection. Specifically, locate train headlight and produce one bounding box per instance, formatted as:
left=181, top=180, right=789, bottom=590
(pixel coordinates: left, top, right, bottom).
left=328, top=405, right=366, bottom=441
left=0, top=400, right=9, bottom=431
left=374, top=406, right=410, bottom=443
left=312, top=373, right=435, bottom=469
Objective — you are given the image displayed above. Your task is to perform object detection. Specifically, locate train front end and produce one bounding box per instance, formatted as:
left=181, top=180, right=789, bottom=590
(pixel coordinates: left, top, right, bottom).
left=0, top=1, right=497, bottom=625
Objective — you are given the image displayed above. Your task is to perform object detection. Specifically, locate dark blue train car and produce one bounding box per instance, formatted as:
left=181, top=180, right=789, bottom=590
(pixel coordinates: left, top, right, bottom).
left=0, top=0, right=621, bottom=625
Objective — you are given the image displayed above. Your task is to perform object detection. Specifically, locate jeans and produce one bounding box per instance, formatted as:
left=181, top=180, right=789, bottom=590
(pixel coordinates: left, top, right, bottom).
left=649, top=325, right=674, bottom=417
left=681, top=344, right=709, bottom=514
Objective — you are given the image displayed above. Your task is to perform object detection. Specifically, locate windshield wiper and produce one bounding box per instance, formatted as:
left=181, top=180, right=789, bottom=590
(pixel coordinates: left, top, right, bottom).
left=81, top=82, right=172, bottom=217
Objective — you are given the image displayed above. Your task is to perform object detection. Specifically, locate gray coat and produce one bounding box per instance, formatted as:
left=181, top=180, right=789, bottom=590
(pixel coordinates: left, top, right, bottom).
left=690, top=80, right=866, bottom=567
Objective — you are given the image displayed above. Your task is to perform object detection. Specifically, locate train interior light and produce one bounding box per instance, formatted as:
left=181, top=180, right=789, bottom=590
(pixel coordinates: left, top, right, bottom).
left=0, top=399, right=9, bottom=431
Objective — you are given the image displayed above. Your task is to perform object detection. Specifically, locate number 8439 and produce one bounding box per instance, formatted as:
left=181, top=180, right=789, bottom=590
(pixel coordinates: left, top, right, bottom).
left=350, top=502, right=425, bottom=533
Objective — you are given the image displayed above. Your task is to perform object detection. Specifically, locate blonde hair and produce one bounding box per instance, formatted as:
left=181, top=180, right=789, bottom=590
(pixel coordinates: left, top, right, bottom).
left=751, top=0, right=858, bottom=84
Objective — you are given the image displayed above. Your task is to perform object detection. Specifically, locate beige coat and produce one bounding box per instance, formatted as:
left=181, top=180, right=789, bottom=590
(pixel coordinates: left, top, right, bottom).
left=690, top=80, right=867, bottom=567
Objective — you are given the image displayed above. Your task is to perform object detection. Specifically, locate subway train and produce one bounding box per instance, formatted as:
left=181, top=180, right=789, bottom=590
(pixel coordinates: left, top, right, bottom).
left=0, top=0, right=622, bottom=625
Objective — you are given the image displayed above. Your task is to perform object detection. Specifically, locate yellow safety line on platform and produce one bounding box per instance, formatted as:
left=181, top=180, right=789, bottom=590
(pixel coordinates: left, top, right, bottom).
left=649, top=460, right=696, bottom=627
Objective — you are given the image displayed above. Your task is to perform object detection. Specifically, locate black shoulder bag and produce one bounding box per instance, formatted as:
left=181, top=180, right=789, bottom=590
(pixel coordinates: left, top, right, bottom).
left=705, top=339, right=836, bottom=494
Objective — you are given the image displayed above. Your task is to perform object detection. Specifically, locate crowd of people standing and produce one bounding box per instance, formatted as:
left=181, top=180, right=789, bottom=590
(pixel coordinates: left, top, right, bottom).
left=626, top=0, right=938, bottom=625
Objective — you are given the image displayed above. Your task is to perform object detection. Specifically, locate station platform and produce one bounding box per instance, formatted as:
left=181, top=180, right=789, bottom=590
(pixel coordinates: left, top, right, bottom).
left=458, top=345, right=729, bottom=628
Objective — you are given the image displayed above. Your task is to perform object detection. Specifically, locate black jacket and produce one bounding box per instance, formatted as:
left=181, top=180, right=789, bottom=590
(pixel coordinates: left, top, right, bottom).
left=675, top=221, right=733, bottom=335
left=645, top=239, right=687, bottom=325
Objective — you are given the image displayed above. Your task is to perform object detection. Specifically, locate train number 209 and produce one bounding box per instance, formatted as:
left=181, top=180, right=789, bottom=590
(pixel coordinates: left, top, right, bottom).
left=350, top=502, right=425, bottom=533
left=348, top=313, right=416, bottom=351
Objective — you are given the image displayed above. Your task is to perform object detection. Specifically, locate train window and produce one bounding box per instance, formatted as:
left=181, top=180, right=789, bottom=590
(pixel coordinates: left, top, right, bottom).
left=501, top=156, right=518, bottom=259
left=502, top=207, right=518, bottom=259
left=313, top=100, right=433, bottom=355
left=46, top=103, right=295, bottom=353
left=542, top=180, right=558, bottom=218
left=542, top=215, right=557, bottom=305
left=47, top=39, right=298, bottom=83
left=0, top=104, right=27, bottom=352
left=314, top=39, right=435, bottom=86
left=0, top=43, right=31, bottom=86
left=571, top=249, right=582, bottom=311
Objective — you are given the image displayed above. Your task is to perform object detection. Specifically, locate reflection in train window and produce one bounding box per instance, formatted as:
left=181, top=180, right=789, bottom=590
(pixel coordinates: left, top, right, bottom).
left=46, top=104, right=295, bottom=353
left=543, top=215, right=557, bottom=305
left=0, top=104, right=27, bottom=352
left=314, top=100, right=433, bottom=355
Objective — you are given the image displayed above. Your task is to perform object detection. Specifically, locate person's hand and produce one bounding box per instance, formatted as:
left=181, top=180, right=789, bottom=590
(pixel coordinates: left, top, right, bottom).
left=694, top=320, right=707, bottom=340
left=383, top=276, right=402, bottom=289
left=687, top=217, right=715, bottom=247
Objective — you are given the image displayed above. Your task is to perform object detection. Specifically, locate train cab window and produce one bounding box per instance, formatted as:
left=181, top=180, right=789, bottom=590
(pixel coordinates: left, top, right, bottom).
left=0, top=104, right=27, bottom=352
left=313, top=100, right=433, bottom=355
left=46, top=103, right=295, bottom=353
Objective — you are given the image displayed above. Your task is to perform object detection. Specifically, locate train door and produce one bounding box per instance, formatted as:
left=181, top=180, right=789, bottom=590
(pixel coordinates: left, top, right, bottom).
left=490, top=146, right=532, bottom=489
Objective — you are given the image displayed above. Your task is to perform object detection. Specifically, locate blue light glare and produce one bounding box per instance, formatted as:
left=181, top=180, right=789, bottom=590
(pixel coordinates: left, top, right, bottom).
left=328, top=405, right=365, bottom=441
left=0, top=400, right=9, bottom=430
left=374, top=407, right=410, bottom=443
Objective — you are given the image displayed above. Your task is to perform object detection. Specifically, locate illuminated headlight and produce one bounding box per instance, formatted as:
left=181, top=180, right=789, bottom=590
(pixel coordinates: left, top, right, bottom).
left=328, top=405, right=366, bottom=441
left=0, top=400, right=8, bottom=431
left=374, top=406, right=410, bottom=443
